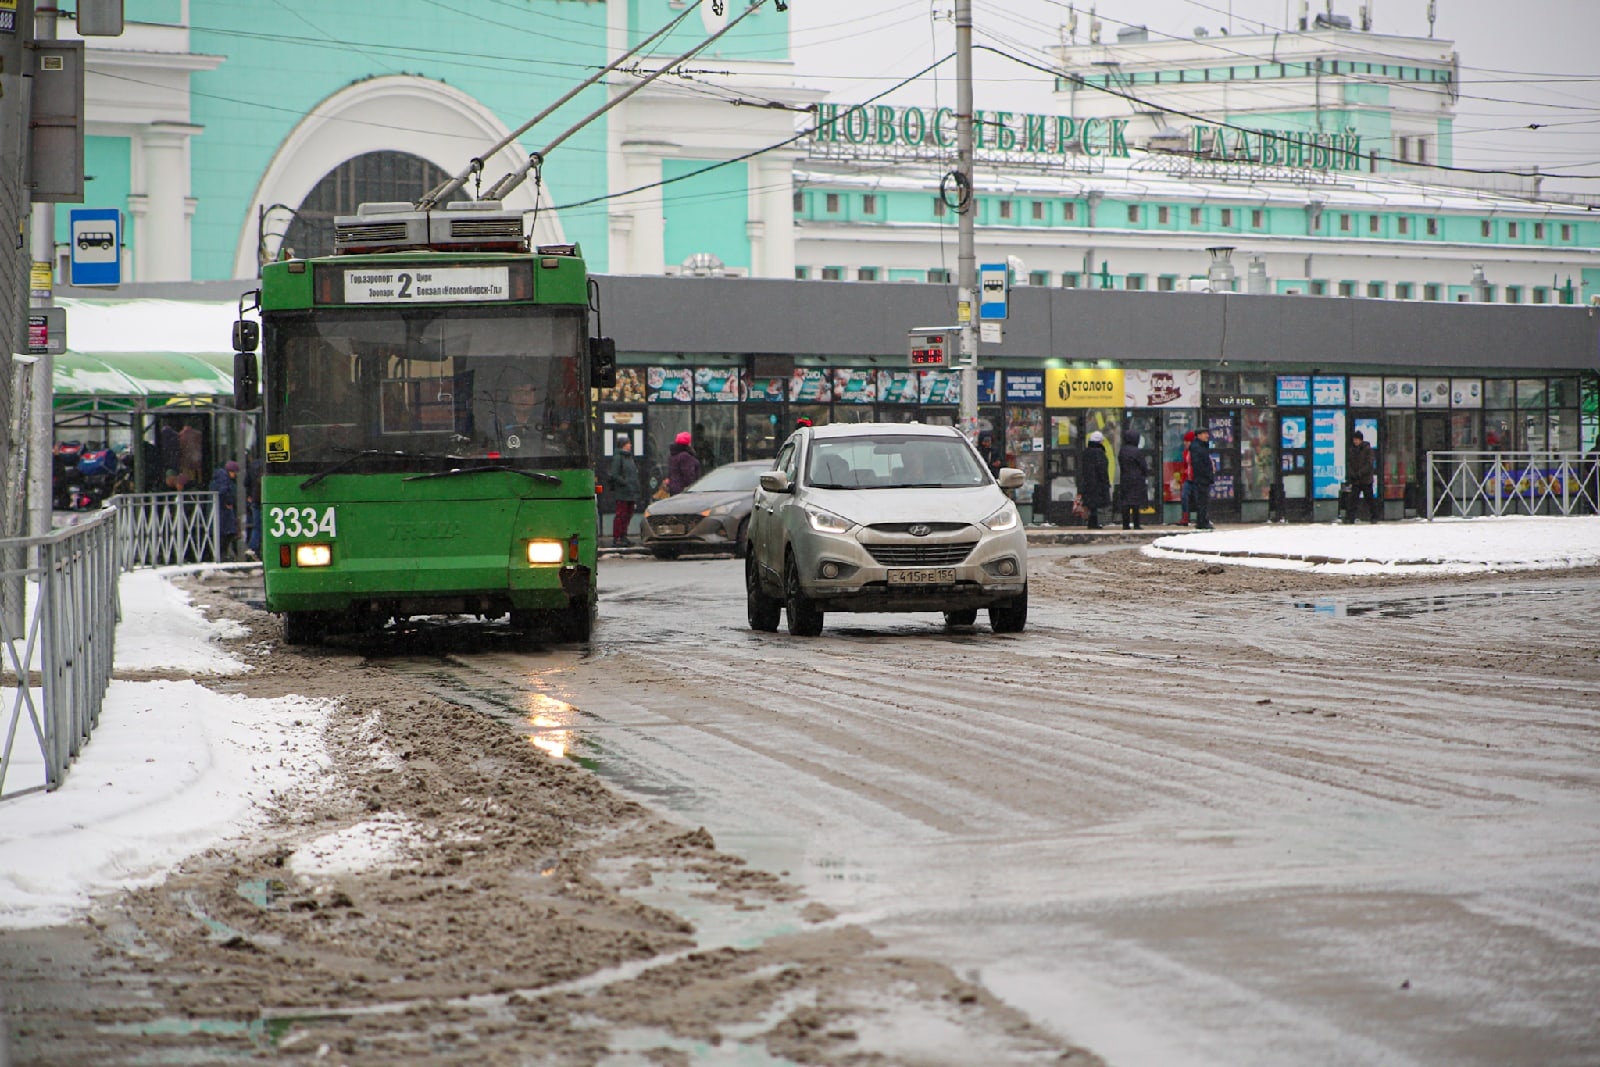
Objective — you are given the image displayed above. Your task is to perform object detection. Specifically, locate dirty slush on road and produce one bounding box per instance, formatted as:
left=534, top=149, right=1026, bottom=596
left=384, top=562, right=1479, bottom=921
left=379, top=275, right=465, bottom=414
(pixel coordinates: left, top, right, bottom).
left=1, top=566, right=1091, bottom=1066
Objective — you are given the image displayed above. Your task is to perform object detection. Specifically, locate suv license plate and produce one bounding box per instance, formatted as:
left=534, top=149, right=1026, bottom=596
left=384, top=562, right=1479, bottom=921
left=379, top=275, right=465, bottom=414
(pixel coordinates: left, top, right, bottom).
left=887, top=568, right=957, bottom=585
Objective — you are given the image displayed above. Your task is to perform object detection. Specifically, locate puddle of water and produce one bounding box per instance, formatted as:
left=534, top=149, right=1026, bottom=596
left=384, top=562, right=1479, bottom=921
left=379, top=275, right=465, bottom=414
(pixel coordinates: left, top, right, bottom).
left=235, top=877, right=289, bottom=910
left=1293, top=588, right=1566, bottom=619
left=593, top=1021, right=805, bottom=1066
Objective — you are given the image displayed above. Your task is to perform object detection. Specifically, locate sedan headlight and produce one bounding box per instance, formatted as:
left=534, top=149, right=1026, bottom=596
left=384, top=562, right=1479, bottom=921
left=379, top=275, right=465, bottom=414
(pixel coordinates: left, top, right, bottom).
left=803, top=505, right=855, bottom=534
left=702, top=500, right=739, bottom=517
left=982, top=503, right=1020, bottom=532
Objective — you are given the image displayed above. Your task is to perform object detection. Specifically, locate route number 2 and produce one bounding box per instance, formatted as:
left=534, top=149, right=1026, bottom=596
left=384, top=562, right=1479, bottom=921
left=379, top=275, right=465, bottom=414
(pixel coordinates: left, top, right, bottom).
left=268, top=506, right=337, bottom=539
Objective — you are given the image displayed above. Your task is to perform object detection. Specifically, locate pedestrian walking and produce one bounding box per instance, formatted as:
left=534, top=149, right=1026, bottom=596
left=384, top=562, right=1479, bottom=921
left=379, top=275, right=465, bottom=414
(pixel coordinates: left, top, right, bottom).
left=1079, top=430, right=1111, bottom=529
left=608, top=437, right=642, bottom=546
left=209, top=460, right=240, bottom=560
left=1179, top=429, right=1197, bottom=526
left=1189, top=426, right=1216, bottom=530
left=667, top=431, right=700, bottom=495
left=1116, top=428, right=1148, bottom=530
left=1346, top=430, right=1378, bottom=523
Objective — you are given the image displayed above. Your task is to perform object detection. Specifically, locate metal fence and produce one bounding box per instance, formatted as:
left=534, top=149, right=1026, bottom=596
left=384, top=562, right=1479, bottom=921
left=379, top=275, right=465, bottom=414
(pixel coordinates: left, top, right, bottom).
left=108, top=491, right=221, bottom=568
left=1426, top=451, right=1600, bottom=519
left=1, top=509, right=122, bottom=796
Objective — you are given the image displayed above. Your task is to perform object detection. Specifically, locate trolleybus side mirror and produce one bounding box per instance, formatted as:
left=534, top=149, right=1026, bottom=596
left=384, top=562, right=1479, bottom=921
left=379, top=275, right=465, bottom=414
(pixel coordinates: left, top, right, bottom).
left=589, top=336, right=617, bottom=389
left=232, top=319, right=260, bottom=410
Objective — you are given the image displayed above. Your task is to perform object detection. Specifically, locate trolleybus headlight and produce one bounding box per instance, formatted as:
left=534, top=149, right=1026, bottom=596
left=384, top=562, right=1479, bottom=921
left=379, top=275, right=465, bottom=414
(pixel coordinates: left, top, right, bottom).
left=527, top=539, right=565, bottom=565
left=296, top=543, right=333, bottom=568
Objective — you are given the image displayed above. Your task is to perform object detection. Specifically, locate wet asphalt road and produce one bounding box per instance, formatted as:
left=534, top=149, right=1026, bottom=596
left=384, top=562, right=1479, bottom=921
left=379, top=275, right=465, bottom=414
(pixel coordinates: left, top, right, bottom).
left=389, top=547, right=1600, bottom=1067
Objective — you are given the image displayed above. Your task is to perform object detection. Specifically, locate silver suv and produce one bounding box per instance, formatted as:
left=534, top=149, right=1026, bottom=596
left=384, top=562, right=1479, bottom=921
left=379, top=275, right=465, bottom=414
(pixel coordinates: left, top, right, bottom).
left=746, top=423, right=1028, bottom=636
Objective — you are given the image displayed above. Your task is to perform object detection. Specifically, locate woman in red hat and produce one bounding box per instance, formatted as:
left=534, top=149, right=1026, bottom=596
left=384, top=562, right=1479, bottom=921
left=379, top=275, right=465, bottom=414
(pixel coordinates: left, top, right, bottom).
left=667, top=431, right=700, bottom=495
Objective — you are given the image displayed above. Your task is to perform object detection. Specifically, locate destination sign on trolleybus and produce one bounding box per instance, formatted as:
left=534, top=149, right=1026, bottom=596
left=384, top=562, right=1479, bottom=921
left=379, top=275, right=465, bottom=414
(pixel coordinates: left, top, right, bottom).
left=344, top=265, right=511, bottom=303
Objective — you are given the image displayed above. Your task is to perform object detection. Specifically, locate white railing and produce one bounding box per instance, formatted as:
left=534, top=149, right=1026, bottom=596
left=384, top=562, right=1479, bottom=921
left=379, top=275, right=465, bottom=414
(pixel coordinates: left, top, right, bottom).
left=1, top=509, right=122, bottom=797
left=107, top=491, right=221, bottom=569
left=1426, top=451, right=1599, bottom=519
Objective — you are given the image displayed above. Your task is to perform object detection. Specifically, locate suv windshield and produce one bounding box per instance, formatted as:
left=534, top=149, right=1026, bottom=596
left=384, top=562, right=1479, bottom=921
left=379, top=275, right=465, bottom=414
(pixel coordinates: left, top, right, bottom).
left=264, top=306, right=587, bottom=467
left=807, top=434, right=988, bottom=489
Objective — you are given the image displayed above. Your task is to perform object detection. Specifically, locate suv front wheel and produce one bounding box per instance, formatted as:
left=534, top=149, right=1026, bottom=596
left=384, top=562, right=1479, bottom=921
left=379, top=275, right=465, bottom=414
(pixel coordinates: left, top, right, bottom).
left=784, top=552, right=825, bottom=637
left=988, top=587, right=1028, bottom=634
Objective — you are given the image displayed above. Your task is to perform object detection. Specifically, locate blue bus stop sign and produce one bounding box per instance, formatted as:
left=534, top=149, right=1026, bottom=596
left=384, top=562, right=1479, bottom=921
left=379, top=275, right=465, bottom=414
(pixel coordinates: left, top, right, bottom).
left=69, top=208, right=122, bottom=286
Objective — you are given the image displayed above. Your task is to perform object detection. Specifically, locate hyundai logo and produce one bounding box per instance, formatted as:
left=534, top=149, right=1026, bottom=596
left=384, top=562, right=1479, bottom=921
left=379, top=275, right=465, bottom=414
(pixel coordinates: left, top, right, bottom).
left=908, top=524, right=932, bottom=537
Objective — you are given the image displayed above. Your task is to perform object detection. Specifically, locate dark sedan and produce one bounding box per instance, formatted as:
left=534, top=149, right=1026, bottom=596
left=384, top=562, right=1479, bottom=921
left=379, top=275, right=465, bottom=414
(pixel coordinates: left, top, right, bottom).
left=640, top=460, right=770, bottom=559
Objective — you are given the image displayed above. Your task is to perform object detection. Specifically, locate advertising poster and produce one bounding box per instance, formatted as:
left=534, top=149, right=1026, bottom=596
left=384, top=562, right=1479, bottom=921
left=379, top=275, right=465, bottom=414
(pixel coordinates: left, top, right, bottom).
left=694, top=368, right=744, bottom=403
left=647, top=367, right=693, bottom=403
left=1348, top=376, right=1382, bottom=406
left=1311, top=408, right=1346, bottom=498
left=597, top=367, right=646, bottom=404
left=833, top=368, right=877, bottom=403
left=1005, top=371, right=1044, bottom=403
left=1355, top=416, right=1380, bottom=458
left=1417, top=378, right=1451, bottom=408
left=1276, top=375, right=1312, bottom=406
left=1312, top=375, right=1346, bottom=406
left=1281, top=415, right=1307, bottom=449
left=978, top=370, right=1000, bottom=405
left=1124, top=369, right=1200, bottom=408
left=1451, top=379, right=1483, bottom=408
left=1240, top=408, right=1276, bottom=501
left=877, top=369, right=919, bottom=404
left=1207, top=414, right=1235, bottom=447
left=919, top=371, right=961, bottom=405
left=1045, top=367, right=1124, bottom=408
left=789, top=368, right=830, bottom=402
left=1383, top=378, right=1417, bottom=407
left=746, top=375, right=787, bottom=402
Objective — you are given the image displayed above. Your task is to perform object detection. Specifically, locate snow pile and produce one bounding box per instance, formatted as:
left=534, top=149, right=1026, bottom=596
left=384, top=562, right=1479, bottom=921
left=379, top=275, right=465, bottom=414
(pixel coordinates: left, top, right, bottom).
left=1146, top=515, right=1600, bottom=574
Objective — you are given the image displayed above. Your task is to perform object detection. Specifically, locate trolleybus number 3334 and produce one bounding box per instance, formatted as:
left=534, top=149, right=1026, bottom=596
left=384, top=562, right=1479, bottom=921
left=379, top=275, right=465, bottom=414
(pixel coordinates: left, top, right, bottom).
left=268, top=506, right=338, bottom=539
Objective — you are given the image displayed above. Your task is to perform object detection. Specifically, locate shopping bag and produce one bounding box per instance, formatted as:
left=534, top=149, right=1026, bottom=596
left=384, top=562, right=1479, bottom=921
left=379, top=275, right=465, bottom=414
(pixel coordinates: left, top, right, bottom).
left=1071, top=494, right=1088, bottom=519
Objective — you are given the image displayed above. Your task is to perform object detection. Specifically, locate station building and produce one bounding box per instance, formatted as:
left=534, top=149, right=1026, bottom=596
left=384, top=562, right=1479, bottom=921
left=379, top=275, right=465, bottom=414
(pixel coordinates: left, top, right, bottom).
left=41, top=1, right=1600, bottom=524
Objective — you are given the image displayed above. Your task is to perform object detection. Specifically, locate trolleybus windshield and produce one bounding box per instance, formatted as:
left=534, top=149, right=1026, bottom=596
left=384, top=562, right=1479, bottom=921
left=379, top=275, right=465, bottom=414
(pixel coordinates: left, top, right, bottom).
left=266, top=306, right=588, bottom=468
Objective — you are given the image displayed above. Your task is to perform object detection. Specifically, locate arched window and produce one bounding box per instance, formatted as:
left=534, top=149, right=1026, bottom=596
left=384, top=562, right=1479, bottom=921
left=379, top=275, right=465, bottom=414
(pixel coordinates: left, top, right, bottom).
left=281, top=151, right=466, bottom=260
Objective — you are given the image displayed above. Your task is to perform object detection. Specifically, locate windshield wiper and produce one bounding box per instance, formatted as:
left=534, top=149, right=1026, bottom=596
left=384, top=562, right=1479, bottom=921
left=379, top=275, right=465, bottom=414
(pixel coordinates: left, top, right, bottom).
left=403, top=465, right=561, bottom=485
left=300, top=447, right=463, bottom=489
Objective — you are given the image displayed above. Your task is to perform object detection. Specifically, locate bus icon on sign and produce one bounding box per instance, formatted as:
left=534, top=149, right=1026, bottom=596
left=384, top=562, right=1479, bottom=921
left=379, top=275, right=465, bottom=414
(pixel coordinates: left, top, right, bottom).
left=77, top=231, right=115, bottom=251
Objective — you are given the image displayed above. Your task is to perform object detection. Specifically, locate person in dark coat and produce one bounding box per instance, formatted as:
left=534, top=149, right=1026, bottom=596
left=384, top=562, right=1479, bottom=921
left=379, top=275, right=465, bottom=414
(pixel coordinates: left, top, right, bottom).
left=209, top=461, right=240, bottom=560
left=1116, top=428, right=1148, bottom=530
left=1346, top=429, right=1378, bottom=523
left=608, top=436, right=642, bottom=546
left=1079, top=430, right=1111, bottom=529
left=667, top=431, right=700, bottom=495
left=976, top=429, right=1005, bottom=480
left=1189, top=426, right=1216, bottom=530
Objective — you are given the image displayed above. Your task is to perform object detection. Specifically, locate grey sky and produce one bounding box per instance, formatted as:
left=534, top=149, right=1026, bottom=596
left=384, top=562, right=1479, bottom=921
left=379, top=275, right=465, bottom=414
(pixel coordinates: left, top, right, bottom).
left=786, top=0, right=1600, bottom=193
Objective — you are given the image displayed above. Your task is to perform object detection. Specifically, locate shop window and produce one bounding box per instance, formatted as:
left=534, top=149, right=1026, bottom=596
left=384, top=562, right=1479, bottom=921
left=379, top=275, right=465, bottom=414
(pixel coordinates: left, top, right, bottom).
left=1366, top=281, right=1386, bottom=298
left=1533, top=287, right=1549, bottom=304
left=1338, top=281, right=1355, bottom=298
left=856, top=267, right=879, bottom=281
left=1424, top=283, right=1441, bottom=301
left=1128, top=204, right=1141, bottom=223
left=1484, top=380, right=1514, bottom=408
left=1395, top=282, right=1414, bottom=299
left=1062, top=272, right=1080, bottom=288
left=1125, top=275, right=1145, bottom=291
left=1157, top=275, right=1177, bottom=291
left=1505, top=286, right=1521, bottom=304
left=927, top=267, right=951, bottom=283
left=794, top=266, right=809, bottom=280
left=1310, top=280, right=1328, bottom=296
left=862, top=194, right=878, bottom=215
left=825, top=193, right=840, bottom=214
left=1158, top=205, right=1171, bottom=224
left=821, top=266, right=843, bottom=281
left=1251, top=209, right=1263, bottom=228
left=1398, top=216, right=1410, bottom=235
left=1028, top=270, right=1050, bottom=287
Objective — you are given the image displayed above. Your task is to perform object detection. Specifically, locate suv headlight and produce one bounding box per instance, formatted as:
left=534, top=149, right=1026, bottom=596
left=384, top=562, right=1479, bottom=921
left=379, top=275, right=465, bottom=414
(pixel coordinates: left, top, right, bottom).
left=982, top=503, right=1019, bottom=532
left=804, top=505, right=855, bottom=534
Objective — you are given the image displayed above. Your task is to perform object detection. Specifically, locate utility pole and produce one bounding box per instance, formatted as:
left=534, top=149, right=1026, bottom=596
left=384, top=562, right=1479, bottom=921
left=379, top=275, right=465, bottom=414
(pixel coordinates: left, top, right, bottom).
left=955, top=0, right=977, bottom=438
left=27, top=0, right=58, bottom=543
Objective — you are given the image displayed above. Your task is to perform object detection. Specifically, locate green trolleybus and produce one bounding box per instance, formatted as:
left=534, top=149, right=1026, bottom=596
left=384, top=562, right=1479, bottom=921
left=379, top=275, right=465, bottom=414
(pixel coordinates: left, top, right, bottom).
left=233, top=200, right=616, bottom=645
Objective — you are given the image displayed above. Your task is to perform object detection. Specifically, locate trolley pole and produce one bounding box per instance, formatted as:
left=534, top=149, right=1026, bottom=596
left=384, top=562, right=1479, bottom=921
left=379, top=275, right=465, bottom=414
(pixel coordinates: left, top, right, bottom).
left=955, top=0, right=977, bottom=438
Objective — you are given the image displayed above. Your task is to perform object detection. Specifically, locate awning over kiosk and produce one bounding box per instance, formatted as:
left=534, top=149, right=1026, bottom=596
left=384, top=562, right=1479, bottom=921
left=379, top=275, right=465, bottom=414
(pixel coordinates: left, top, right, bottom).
left=53, top=351, right=234, bottom=412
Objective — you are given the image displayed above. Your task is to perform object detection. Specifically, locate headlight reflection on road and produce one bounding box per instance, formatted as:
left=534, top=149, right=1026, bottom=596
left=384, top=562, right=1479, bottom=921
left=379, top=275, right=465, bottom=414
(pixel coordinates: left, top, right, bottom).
left=525, top=692, right=576, bottom=760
